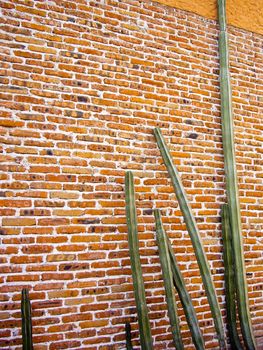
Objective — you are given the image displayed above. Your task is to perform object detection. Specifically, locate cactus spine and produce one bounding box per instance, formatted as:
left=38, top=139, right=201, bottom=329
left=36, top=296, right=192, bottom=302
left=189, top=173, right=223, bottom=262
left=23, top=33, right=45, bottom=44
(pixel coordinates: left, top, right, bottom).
left=125, top=171, right=153, bottom=350
left=21, top=288, right=33, bottom=350
left=166, top=233, right=205, bottom=350
left=153, top=127, right=226, bottom=349
left=218, top=1, right=256, bottom=349
left=222, top=204, right=242, bottom=350
left=154, top=209, right=184, bottom=350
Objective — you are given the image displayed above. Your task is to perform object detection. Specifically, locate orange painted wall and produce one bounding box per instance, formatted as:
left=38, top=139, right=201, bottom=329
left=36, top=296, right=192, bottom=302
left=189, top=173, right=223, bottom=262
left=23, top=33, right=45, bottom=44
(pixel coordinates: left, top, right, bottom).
left=156, top=0, right=263, bottom=35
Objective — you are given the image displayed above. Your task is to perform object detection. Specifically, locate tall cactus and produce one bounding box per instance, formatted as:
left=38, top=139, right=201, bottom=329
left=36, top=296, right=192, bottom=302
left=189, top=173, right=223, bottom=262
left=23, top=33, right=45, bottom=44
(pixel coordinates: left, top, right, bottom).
left=218, top=1, right=256, bottom=349
left=153, top=127, right=226, bottom=349
left=222, top=204, right=242, bottom=350
left=166, top=234, right=205, bottom=350
left=21, top=288, right=33, bottom=350
left=125, top=171, right=153, bottom=350
left=154, top=209, right=184, bottom=350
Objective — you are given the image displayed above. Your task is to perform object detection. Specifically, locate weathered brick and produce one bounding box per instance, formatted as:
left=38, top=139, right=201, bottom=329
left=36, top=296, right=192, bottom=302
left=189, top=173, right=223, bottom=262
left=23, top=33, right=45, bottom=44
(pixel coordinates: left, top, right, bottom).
left=2, top=218, right=36, bottom=226
left=22, top=245, right=53, bottom=254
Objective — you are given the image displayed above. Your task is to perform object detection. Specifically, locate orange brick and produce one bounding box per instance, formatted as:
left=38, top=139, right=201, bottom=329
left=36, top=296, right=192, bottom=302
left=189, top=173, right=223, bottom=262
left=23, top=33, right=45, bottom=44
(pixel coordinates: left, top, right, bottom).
left=79, top=320, right=108, bottom=329
left=2, top=218, right=36, bottom=226
left=46, top=254, right=76, bottom=262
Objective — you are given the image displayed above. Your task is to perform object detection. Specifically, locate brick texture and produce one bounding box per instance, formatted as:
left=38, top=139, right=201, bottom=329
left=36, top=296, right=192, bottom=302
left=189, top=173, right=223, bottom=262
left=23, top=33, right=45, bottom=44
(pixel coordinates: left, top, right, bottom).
left=0, top=0, right=262, bottom=349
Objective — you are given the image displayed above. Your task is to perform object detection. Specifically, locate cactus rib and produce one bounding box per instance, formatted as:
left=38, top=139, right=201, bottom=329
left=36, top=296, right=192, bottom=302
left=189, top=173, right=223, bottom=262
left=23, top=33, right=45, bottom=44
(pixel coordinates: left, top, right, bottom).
left=154, top=209, right=184, bottom=349
left=222, top=204, right=242, bottom=350
left=153, top=127, right=226, bottom=349
left=165, top=233, right=205, bottom=350
left=21, top=288, right=33, bottom=350
left=218, top=1, right=256, bottom=349
left=125, top=171, right=153, bottom=350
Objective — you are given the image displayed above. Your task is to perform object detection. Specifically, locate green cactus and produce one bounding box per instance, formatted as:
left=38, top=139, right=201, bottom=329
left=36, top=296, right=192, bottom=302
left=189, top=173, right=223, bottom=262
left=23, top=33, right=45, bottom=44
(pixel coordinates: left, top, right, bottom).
left=153, top=127, right=226, bottom=349
left=154, top=209, right=184, bottom=350
left=21, top=288, right=33, bottom=350
left=165, top=233, right=205, bottom=350
left=222, top=204, right=242, bottom=350
left=125, top=322, right=134, bottom=350
left=218, top=1, right=256, bottom=349
left=125, top=171, right=153, bottom=350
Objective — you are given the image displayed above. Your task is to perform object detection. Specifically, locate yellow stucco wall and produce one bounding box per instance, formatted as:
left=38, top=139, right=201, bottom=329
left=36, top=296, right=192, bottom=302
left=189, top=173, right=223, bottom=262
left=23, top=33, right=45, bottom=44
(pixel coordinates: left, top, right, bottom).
left=155, top=0, right=263, bottom=35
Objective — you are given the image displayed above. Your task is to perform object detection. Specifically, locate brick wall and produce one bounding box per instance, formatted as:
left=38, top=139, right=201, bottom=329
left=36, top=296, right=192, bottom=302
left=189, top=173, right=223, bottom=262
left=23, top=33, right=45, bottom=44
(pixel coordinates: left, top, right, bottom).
left=0, top=0, right=262, bottom=349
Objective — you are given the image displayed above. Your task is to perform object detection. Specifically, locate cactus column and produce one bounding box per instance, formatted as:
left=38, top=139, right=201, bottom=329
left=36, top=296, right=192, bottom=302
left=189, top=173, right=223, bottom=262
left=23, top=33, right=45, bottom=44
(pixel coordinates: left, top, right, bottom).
left=217, top=1, right=256, bottom=349
left=125, top=171, right=153, bottom=350
left=166, top=235, right=205, bottom=350
left=154, top=127, right=226, bottom=349
left=21, top=288, right=33, bottom=350
left=125, top=322, right=134, bottom=350
left=154, top=209, right=184, bottom=350
left=222, top=204, right=242, bottom=350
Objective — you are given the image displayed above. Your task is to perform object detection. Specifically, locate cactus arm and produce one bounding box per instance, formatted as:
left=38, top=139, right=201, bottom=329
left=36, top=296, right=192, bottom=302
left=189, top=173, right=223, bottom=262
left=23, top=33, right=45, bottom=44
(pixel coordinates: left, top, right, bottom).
left=154, top=209, right=184, bottom=350
left=125, top=322, right=134, bottom=350
left=165, top=234, right=205, bottom=350
left=222, top=204, right=243, bottom=350
left=125, top=171, right=153, bottom=350
left=153, top=127, right=226, bottom=349
left=218, top=1, right=256, bottom=349
left=21, top=288, right=33, bottom=350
